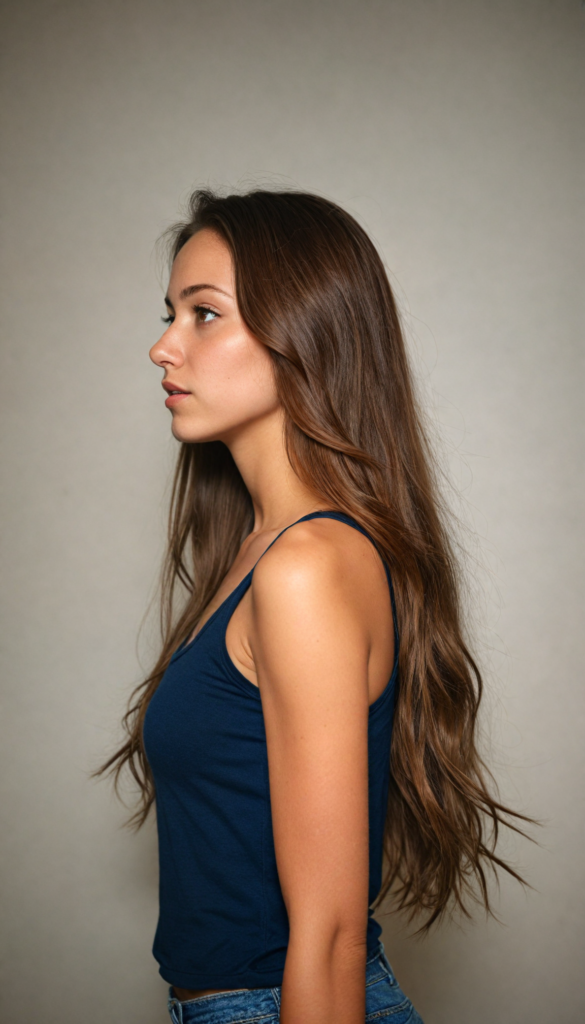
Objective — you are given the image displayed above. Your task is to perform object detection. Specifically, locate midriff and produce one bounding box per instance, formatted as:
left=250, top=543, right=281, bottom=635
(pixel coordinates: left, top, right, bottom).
left=173, top=986, right=261, bottom=1000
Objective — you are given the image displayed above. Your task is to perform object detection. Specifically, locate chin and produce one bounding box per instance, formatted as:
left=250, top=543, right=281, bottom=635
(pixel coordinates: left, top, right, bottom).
left=170, top=416, right=224, bottom=445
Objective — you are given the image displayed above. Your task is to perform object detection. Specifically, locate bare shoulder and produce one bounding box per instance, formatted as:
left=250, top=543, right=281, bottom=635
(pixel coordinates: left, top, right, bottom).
left=249, top=515, right=389, bottom=640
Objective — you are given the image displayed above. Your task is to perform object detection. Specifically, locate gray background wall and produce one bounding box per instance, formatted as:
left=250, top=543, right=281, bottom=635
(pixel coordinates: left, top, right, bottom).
left=1, top=1, right=583, bottom=1022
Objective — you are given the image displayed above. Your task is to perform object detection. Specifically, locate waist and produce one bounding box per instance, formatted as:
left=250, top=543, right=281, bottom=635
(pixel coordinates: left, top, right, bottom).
left=172, top=985, right=264, bottom=1000
left=171, top=938, right=387, bottom=1000
left=166, top=943, right=403, bottom=1024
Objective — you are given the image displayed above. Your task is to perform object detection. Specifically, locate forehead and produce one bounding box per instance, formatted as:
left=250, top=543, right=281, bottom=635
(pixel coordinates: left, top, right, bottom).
left=169, top=228, right=234, bottom=294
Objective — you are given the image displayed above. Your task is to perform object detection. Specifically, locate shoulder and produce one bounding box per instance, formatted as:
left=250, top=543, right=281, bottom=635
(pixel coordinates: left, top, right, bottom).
left=249, top=515, right=386, bottom=639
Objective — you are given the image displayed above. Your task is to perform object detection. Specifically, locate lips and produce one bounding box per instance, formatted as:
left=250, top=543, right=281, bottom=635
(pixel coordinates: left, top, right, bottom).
left=162, top=381, right=190, bottom=395
left=162, top=380, right=191, bottom=408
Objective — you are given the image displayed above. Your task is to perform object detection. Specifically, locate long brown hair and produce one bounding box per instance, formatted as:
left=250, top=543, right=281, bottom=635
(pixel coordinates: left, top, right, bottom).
left=94, top=187, right=533, bottom=930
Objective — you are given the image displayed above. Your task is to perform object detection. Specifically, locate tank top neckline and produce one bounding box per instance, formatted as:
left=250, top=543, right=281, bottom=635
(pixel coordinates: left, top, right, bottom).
left=171, top=509, right=399, bottom=696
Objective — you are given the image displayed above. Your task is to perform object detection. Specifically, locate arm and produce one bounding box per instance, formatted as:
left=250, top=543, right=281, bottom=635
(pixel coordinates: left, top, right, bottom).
left=250, top=524, right=373, bottom=1024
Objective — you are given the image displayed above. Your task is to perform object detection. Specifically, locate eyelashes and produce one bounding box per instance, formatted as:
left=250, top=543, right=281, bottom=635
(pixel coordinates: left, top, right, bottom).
left=195, top=305, right=219, bottom=323
left=160, top=305, right=219, bottom=326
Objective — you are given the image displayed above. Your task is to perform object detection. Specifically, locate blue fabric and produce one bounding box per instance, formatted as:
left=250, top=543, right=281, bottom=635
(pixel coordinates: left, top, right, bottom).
left=144, top=511, right=399, bottom=991
left=166, top=941, right=424, bottom=1023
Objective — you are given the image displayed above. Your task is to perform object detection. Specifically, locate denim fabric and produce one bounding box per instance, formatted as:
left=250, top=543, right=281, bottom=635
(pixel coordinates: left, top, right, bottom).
left=166, top=941, right=424, bottom=1023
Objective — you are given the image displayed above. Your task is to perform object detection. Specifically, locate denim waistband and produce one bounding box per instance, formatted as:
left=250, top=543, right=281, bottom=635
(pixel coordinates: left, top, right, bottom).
left=167, top=941, right=392, bottom=1024
left=367, top=938, right=385, bottom=964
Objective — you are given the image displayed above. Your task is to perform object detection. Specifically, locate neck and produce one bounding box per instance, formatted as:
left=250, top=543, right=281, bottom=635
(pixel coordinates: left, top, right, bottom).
left=223, top=407, right=326, bottom=534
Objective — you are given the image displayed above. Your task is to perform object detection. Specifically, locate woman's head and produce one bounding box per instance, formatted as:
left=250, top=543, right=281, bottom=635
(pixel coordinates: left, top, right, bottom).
left=154, top=188, right=419, bottom=516
left=97, top=187, right=532, bottom=930
left=150, top=227, right=280, bottom=446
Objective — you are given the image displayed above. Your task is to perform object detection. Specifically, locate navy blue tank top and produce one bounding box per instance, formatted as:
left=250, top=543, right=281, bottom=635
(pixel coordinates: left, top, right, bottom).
left=143, top=511, right=398, bottom=990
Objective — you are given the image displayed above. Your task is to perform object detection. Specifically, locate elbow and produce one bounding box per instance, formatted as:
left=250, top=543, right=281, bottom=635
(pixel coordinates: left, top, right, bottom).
left=287, top=912, right=368, bottom=966
left=330, top=921, right=368, bottom=964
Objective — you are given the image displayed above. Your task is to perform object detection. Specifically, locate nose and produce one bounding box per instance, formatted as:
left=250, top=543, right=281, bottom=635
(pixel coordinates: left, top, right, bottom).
left=149, top=327, right=184, bottom=370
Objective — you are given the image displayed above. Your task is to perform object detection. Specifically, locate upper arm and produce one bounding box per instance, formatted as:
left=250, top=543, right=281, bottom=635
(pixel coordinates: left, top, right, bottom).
left=249, top=524, right=372, bottom=942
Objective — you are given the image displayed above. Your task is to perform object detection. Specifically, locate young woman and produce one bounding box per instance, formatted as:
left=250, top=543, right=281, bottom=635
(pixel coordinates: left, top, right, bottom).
left=95, top=188, right=529, bottom=1024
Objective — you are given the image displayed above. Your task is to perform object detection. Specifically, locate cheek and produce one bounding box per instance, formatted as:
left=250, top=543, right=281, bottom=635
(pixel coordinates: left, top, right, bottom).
left=213, top=337, right=276, bottom=401
left=194, top=334, right=278, bottom=414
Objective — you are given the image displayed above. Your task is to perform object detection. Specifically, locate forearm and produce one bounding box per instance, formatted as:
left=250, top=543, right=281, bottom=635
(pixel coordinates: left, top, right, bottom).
left=279, top=929, right=367, bottom=1024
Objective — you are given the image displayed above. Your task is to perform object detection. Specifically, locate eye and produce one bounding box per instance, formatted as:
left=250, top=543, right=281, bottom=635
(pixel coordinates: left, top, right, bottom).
left=194, top=305, right=219, bottom=323
left=161, top=314, right=174, bottom=324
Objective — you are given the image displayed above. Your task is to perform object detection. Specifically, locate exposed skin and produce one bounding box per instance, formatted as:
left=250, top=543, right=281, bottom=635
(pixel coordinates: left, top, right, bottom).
left=149, top=228, right=395, bottom=1024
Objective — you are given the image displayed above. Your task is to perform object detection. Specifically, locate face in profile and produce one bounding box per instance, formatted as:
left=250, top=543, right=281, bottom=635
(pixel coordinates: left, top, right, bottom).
left=149, top=228, right=280, bottom=445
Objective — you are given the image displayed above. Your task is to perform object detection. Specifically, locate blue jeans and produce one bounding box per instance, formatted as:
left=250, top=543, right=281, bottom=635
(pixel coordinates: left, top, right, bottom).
left=167, top=941, right=424, bottom=1022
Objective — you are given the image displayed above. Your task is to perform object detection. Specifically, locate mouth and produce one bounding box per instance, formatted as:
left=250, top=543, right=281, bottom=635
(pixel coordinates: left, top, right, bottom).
left=162, top=381, right=191, bottom=407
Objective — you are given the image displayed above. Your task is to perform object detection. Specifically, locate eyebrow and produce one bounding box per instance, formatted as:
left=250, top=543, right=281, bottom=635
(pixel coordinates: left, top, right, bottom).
left=164, top=283, right=232, bottom=306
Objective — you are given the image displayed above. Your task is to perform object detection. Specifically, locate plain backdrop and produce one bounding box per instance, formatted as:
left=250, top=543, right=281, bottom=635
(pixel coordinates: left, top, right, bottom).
left=0, top=1, right=583, bottom=1022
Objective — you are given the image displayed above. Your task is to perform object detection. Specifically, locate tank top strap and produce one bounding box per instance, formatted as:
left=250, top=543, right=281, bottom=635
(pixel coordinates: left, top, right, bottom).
left=249, top=510, right=334, bottom=571
left=251, top=509, right=399, bottom=653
